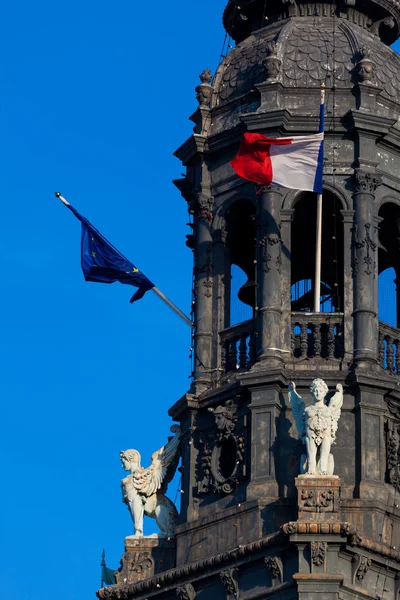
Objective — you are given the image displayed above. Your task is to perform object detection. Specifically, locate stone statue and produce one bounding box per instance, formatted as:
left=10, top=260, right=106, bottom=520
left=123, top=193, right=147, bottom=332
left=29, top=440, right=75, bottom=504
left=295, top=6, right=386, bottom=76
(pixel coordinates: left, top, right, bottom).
left=120, top=425, right=181, bottom=538
left=288, top=379, right=343, bottom=476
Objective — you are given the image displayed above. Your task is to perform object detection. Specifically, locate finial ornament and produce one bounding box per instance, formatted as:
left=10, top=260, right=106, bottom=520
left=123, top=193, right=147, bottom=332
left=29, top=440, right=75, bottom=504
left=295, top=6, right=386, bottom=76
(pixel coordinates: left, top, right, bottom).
left=288, top=379, right=343, bottom=475
left=263, top=41, right=281, bottom=83
left=195, top=69, right=214, bottom=107
left=120, top=425, right=181, bottom=538
left=357, top=45, right=376, bottom=85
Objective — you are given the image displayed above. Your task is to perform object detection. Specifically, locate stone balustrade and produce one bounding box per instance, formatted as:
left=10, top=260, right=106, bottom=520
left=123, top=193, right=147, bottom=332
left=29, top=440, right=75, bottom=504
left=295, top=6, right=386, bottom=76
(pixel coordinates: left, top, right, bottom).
left=219, top=312, right=345, bottom=373
left=291, top=312, right=344, bottom=360
left=378, top=321, right=400, bottom=373
left=219, top=319, right=256, bottom=373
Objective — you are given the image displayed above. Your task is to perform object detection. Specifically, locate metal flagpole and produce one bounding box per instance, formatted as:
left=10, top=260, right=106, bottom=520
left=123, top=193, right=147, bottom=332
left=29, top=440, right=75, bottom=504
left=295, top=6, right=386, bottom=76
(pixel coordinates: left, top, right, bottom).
left=151, top=287, right=193, bottom=328
left=314, top=82, right=325, bottom=313
left=56, top=192, right=194, bottom=328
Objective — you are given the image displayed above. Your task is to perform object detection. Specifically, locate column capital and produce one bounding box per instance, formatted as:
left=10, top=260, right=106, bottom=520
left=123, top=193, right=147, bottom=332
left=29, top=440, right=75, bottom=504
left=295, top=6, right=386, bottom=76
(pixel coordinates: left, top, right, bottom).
left=353, top=169, right=382, bottom=195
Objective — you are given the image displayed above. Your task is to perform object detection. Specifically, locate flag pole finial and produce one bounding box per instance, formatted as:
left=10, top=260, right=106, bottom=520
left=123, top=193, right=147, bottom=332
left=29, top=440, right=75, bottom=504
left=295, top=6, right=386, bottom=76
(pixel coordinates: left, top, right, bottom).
left=55, top=191, right=61, bottom=198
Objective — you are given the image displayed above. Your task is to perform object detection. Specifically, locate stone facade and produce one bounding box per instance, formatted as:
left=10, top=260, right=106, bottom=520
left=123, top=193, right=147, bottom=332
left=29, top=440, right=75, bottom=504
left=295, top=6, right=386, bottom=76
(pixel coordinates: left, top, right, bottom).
left=97, top=0, right=400, bottom=597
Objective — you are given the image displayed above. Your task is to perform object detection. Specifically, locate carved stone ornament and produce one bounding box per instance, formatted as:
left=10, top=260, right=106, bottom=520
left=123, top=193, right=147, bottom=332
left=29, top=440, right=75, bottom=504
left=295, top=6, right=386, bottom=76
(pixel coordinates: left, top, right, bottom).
left=220, top=569, right=238, bottom=595
left=288, top=379, right=343, bottom=475
left=259, top=221, right=283, bottom=274
left=310, top=541, right=327, bottom=566
left=386, top=421, right=400, bottom=492
left=263, top=41, right=281, bottom=83
left=176, top=583, right=196, bottom=599
left=120, top=425, right=181, bottom=537
left=352, top=554, right=372, bottom=583
left=354, top=170, right=382, bottom=195
left=357, top=45, right=376, bottom=84
left=195, top=69, right=214, bottom=107
left=193, top=246, right=213, bottom=299
left=264, top=556, right=283, bottom=582
left=197, top=401, right=247, bottom=495
left=351, top=223, right=377, bottom=277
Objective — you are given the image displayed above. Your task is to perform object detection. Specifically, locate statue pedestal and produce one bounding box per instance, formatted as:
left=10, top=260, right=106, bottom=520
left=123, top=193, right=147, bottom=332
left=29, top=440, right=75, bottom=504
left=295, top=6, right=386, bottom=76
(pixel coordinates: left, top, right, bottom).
left=115, top=536, right=176, bottom=586
left=295, top=475, right=341, bottom=521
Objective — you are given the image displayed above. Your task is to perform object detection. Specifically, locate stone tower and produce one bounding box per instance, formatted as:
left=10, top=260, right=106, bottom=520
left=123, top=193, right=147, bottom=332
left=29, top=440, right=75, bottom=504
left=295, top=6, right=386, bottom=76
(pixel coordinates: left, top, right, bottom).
left=98, top=0, right=400, bottom=598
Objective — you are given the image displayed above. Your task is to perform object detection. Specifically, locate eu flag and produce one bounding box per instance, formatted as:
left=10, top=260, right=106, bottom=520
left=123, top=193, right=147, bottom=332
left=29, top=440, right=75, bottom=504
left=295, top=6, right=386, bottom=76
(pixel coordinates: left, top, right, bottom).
left=62, top=198, right=154, bottom=303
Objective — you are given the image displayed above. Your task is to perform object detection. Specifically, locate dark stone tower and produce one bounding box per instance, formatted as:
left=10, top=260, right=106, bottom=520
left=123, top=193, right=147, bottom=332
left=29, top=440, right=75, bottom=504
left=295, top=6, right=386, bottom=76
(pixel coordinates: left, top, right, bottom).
left=98, top=0, right=400, bottom=598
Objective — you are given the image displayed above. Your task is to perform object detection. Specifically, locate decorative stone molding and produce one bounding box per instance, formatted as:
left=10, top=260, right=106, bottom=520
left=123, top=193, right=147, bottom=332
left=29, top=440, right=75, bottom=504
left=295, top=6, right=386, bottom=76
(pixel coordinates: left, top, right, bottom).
left=176, top=583, right=196, bottom=599
left=310, top=541, right=327, bottom=566
left=195, top=69, right=214, bottom=107
left=220, top=568, right=238, bottom=595
left=264, top=556, right=283, bottom=583
left=193, top=246, right=213, bottom=299
left=115, top=538, right=176, bottom=587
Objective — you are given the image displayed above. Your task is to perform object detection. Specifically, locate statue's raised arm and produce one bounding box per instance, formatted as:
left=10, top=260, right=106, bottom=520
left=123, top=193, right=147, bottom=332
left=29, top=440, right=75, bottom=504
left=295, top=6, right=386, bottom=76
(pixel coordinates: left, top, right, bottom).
left=288, top=382, right=306, bottom=441
left=120, top=425, right=181, bottom=538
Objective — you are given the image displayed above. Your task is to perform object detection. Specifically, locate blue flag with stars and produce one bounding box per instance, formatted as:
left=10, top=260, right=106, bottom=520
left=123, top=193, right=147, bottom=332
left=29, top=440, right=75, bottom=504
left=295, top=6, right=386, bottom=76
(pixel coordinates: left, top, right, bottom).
left=63, top=200, right=154, bottom=303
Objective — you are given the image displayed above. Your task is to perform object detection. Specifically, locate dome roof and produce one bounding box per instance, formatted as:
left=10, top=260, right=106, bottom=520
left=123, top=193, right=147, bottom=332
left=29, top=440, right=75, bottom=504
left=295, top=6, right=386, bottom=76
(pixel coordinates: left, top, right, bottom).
left=213, top=18, right=400, bottom=106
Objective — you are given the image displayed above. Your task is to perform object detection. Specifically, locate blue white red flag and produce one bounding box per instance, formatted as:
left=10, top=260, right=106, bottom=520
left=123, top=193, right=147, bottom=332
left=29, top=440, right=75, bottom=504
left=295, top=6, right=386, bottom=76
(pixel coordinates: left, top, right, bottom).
left=230, top=131, right=324, bottom=193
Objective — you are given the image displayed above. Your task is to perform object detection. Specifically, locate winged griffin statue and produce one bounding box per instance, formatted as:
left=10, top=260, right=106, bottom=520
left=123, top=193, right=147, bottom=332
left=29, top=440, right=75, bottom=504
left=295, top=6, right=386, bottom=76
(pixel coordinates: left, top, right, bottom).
left=120, top=425, right=181, bottom=538
left=288, top=379, right=343, bottom=476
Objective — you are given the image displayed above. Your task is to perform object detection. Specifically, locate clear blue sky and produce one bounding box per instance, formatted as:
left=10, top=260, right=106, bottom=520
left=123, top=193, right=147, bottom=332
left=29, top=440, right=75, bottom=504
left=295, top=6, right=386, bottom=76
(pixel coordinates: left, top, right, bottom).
left=1, top=2, right=399, bottom=598
left=0, top=1, right=225, bottom=598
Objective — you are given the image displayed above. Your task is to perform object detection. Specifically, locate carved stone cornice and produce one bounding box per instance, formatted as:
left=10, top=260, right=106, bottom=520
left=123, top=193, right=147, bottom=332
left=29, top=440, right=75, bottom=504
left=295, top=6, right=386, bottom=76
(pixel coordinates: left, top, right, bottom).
left=97, top=520, right=400, bottom=599
left=354, top=170, right=382, bottom=195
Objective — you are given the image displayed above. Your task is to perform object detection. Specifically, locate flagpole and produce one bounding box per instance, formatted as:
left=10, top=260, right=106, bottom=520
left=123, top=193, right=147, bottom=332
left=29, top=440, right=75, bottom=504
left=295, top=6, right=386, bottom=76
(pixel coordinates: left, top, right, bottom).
left=152, top=287, right=193, bottom=328
left=55, top=192, right=193, bottom=329
left=314, top=82, right=325, bottom=313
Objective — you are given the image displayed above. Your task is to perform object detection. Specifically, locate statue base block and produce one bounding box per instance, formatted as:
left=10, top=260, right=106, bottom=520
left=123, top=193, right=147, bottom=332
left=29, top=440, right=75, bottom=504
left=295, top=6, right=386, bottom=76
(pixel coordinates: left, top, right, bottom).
left=115, top=536, right=176, bottom=585
left=295, top=475, right=341, bottom=521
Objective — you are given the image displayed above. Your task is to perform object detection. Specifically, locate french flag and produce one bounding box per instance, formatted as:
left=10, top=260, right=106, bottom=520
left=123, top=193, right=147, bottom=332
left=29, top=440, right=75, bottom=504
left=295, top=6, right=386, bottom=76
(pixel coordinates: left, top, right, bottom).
left=230, top=131, right=324, bottom=194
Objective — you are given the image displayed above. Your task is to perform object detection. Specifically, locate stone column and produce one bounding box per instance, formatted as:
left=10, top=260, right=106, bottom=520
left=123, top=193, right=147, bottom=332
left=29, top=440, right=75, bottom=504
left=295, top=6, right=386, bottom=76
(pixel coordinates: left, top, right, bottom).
left=212, top=219, right=230, bottom=382
left=280, top=209, right=294, bottom=355
left=341, top=209, right=355, bottom=358
left=352, top=170, right=381, bottom=367
left=193, top=194, right=214, bottom=393
left=255, top=186, right=283, bottom=366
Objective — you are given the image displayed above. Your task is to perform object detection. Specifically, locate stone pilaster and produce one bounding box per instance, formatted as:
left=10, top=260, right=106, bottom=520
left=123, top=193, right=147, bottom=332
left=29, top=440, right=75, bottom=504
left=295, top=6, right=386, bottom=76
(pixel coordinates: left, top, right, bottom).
left=255, top=186, right=283, bottom=367
left=212, top=219, right=230, bottom=383
left=352, top=170, right=381, bottom=367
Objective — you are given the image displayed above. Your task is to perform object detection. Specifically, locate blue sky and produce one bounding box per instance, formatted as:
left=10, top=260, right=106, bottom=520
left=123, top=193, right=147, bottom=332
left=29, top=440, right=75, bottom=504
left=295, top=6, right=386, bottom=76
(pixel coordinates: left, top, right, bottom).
left=0, top=1, right=224, bottom=598
left=1, top=2, right=399, bottom=598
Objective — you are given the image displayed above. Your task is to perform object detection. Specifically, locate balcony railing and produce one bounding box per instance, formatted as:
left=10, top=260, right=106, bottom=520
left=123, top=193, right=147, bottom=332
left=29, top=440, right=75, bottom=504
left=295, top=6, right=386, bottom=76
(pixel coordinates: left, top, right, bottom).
left=291, top=312, right=344, bottom=360
left=219, top=312, right=345, bottom=373
left=219, top=319, right=256, bottom=374
left=378, top=322, right=400, bottom=374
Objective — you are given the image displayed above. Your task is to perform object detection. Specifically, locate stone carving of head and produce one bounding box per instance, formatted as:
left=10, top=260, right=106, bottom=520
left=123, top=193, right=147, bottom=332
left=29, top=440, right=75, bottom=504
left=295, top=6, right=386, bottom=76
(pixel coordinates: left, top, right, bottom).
left=120, top=449, right=141, bottom=471
left=309, top=378, right=328, bottom=403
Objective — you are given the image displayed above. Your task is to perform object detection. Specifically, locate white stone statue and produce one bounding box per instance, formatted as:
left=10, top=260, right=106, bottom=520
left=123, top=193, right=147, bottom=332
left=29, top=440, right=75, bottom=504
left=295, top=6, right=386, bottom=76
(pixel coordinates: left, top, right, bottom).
left=120, top=425, right=181, bottom=538
left=288, top=379, right=343, bottom=476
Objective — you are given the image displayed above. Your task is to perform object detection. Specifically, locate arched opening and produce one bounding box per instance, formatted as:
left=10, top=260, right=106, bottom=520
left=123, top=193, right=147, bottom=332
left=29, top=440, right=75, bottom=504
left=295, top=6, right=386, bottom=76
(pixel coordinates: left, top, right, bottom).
left=291, top=191, right=344, bottom=312
left=378, top=203, right=400, bottom=327
left=226, top=200, right=256, bottom=326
